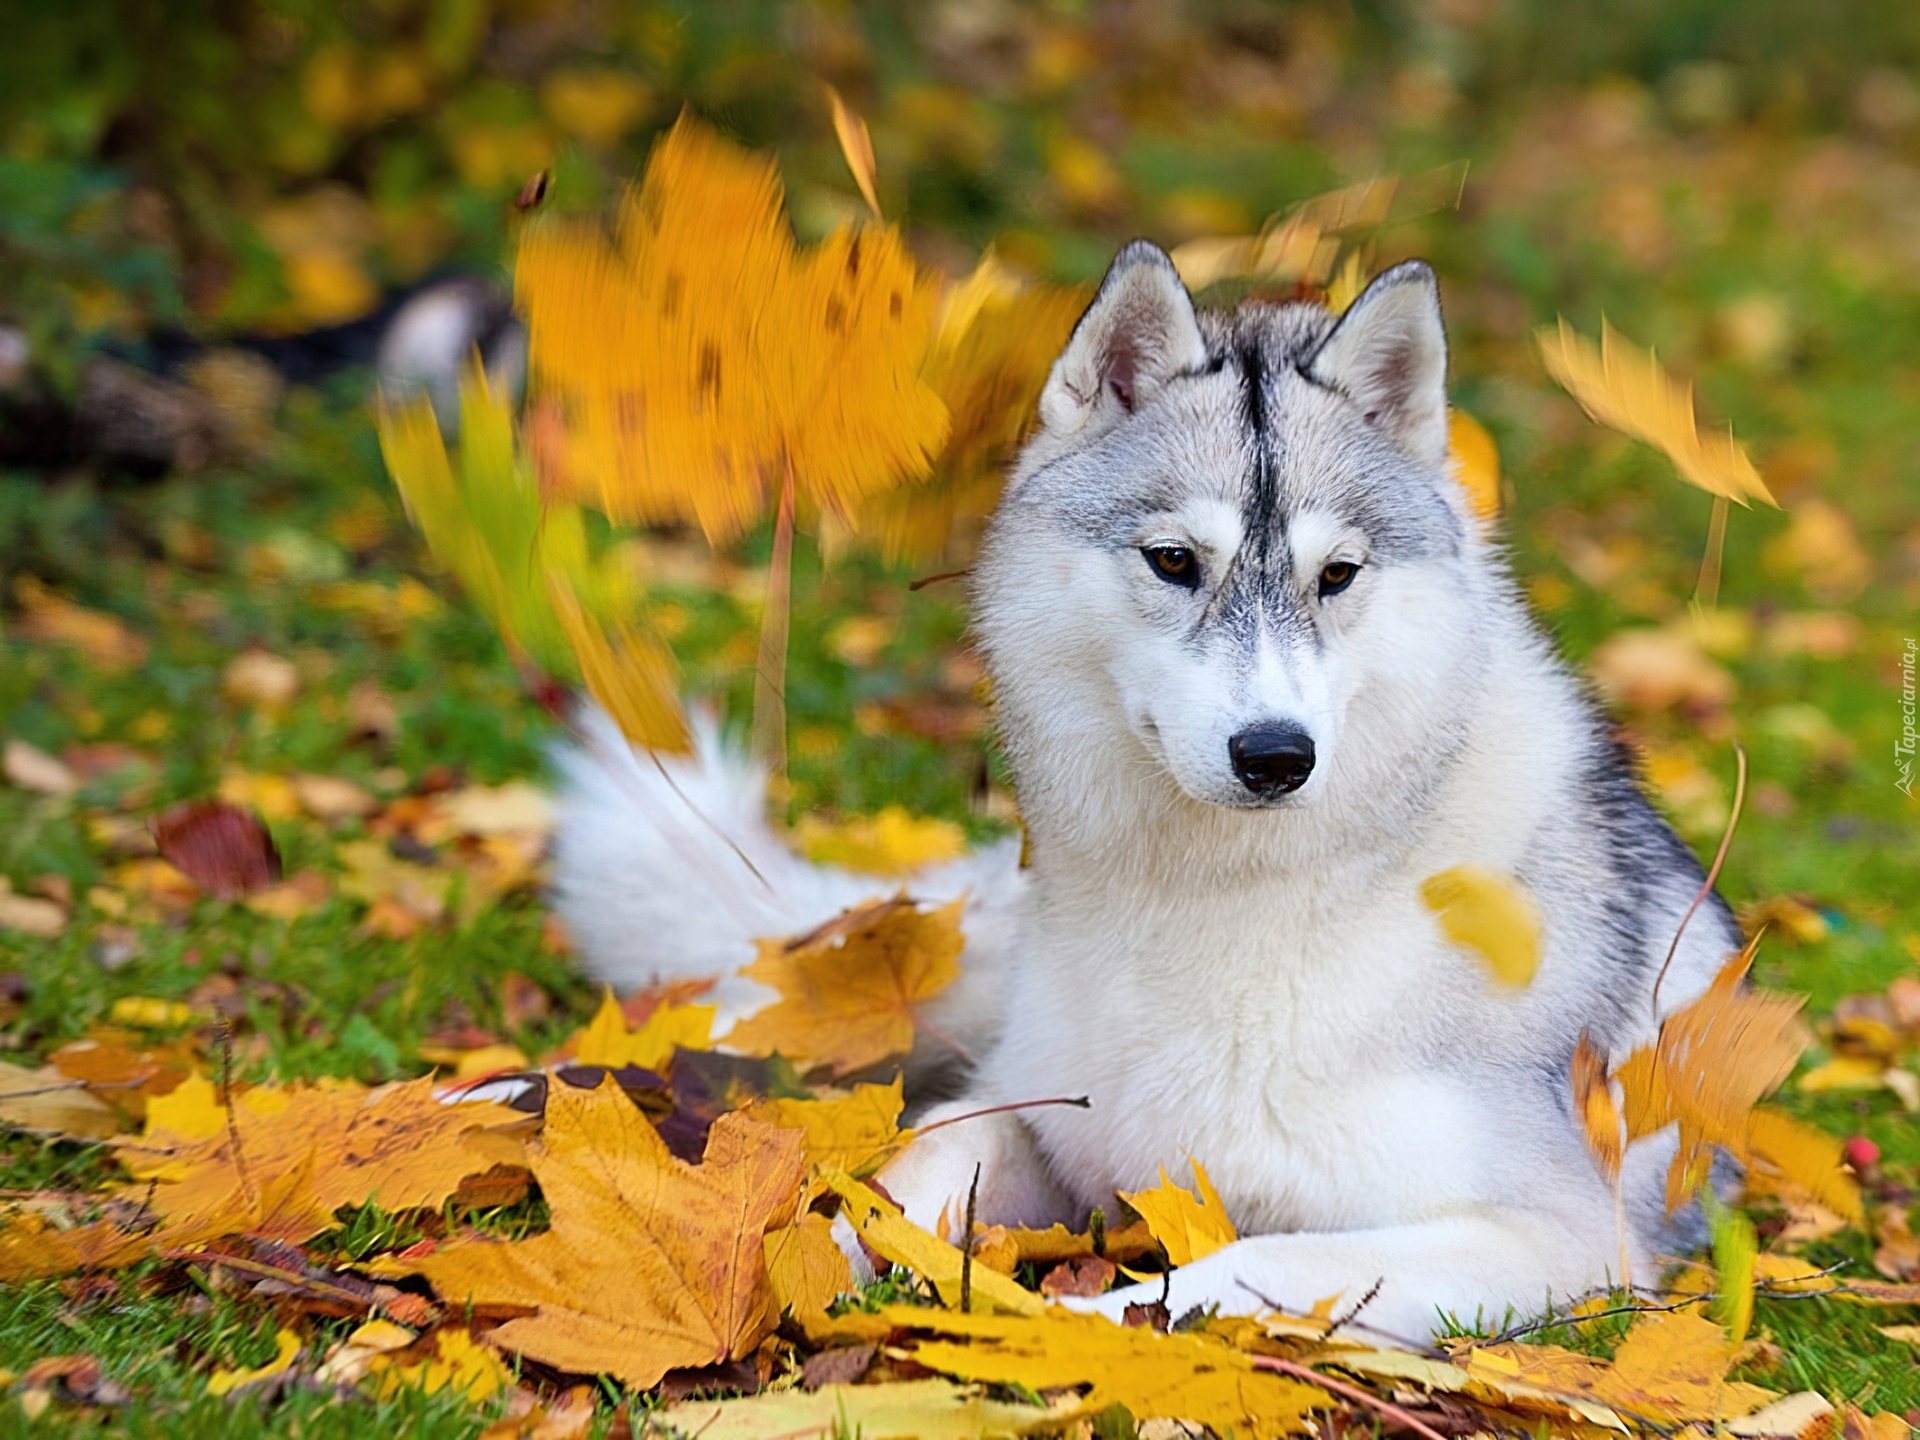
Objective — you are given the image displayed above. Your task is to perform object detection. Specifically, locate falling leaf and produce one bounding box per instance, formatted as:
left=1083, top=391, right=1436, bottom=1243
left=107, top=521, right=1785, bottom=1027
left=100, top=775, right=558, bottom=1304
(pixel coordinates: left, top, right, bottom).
left=1536, top=318, right=1776, bottom=507
left=207, top=1329, right=302, bottom=1396
left=568, top=987, right=715, bottom=1071
left=1741, top=1107, right=1863, bottom=1223
left=3, top=738, right=78, bottom=795
left=790, top=807, right=967, bottom=877
left=151, top=801, right=282, bottom=900
left=1573, top=1033, right=1625, bottom=1183
left=660, top=1379, right=1049, bottom=1440
left=894, top=1306, right=1329, bottom=1440
left=1420, top=865, right=1541, bottom=988
left=821, top=1170, right=1043, bottom=1315
left=745, top=1077, right=911, bottom=1177
left=827, top=86, right=881, bottom=219
left=1707, top=1193, right=1758, bottom=1346
left=1120, top=1158, right=1238, bottom=1267
left=727, top=896, right=964, bottom=1076
left=392, top=1079, right=803, bottom=1387
left=1448, top=409, right=1501, bottom=520
left=549, top=582, right=691, bottom=752
left=515, top=113, right=948, bottom=542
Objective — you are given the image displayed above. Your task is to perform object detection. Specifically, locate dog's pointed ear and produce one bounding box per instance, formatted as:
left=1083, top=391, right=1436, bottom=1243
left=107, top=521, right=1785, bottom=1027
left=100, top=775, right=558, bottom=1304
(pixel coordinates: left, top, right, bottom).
left=1038, top=240, right=1208, bottom=437
left=1306, top=260, right=1449, bottom=467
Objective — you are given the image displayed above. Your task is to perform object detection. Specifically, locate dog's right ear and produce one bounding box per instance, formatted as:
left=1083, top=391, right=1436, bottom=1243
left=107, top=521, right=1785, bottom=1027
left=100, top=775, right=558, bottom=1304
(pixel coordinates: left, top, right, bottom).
left=1037, top=240, right=1207, bottom=439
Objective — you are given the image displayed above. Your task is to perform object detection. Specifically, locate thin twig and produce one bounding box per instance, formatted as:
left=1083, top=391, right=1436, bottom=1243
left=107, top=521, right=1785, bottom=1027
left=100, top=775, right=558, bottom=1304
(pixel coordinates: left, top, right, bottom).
left=959, top=1162, right=980, bottom=1314
left=907, top=568, right=973, bottom=592
left=164, top=1250, right=371, bottom=1309
left=914, top=1095, right=1091, bottom=1138
left=750, top=456, right=796, bottom=780
left=1487, top=1262, right=1854, bottom=1343
left=1251, top=1355, right=1450, bottom=1440
left=1326, top=1277, right=1384, bottom=1339
left=1650, top=741, right=1747, bottom=1018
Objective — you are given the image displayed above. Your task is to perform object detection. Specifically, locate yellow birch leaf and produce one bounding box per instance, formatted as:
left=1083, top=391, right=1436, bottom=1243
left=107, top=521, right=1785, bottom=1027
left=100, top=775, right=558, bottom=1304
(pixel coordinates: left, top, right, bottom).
left=727, top=896, right=964, bottom=1076
left=1536, top=318, right=1776, bottom=507
left=820, top=1170, right=1043, bottom=1316
left=207, top=1329, right=302, bottom=1396
left=745, top=1077, right=911, bottom=1177
left=890, top=1305, right=1329, bottom=1440
left=1120, top=1157, right=1238, bottom=1267
left=1420, top=865, right=1541, bottom=989
left=826, top=85, right=881, bottom=219
left=1448, top=408, right=1501, bottom=519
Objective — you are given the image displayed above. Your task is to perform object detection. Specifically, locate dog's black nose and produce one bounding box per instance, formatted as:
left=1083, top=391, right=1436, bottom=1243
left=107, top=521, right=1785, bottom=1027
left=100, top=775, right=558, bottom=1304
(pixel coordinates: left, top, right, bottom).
left=1229, top=725, right=1315, bottom=796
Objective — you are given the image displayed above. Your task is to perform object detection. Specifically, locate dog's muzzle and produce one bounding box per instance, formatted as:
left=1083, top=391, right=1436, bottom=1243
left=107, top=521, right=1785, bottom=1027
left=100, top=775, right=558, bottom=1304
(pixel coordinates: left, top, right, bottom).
left=1228, top=725, right=1315, bottom=796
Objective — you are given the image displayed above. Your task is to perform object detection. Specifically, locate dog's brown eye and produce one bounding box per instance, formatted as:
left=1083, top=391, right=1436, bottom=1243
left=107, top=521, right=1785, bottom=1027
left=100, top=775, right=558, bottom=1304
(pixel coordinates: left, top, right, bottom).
left=1318, top=561, right=1359, bottom=596
left=1143, top=545, right=1199, bottom=589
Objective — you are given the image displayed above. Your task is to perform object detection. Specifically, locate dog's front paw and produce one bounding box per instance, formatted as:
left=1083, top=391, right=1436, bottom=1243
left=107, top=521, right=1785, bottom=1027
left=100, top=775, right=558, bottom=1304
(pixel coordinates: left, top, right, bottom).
left=1059, top=1247, right=1265, bottom=1324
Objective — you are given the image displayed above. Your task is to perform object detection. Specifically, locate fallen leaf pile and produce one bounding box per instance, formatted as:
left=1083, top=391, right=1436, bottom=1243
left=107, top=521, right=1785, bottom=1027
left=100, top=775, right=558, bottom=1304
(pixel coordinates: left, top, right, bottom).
left=4, top=884, right=1915, bottom=1436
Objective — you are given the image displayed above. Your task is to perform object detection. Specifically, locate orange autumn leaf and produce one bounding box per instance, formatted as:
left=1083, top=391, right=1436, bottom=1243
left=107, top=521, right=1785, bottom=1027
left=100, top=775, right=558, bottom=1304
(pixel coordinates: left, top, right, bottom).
left=725, top=896, right=964, bottom=1076
left=1536, top=317, right=1776, bottom=507
left=1590, top=1312, right=1777, bottom=1424
left=0, top=1213, right=157, bottom=1282
left=390, top=1077, right=804, bottom=1388
left=1571, top=1032, right=1624, bottom=1185
left=515, top=113, right=949, bottom=542
left=765, top=1210, right=853, bottom=1329
left=127, top=1077, right=528, bottom=1238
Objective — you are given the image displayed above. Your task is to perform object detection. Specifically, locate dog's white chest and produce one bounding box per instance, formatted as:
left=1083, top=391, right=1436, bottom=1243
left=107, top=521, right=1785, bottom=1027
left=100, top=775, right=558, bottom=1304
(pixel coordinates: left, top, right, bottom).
left=992, top=882, right=1498, bottom=1234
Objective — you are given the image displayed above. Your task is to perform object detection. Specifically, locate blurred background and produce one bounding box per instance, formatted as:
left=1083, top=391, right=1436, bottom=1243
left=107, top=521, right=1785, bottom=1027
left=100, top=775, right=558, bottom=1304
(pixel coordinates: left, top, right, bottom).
left=1, top=0, right=1918, bottom=1157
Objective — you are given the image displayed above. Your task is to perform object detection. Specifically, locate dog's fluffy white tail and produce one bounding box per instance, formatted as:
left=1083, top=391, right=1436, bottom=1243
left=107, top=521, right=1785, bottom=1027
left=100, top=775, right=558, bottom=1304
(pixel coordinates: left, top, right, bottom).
left=548, top=705, right=1023, bottom=1080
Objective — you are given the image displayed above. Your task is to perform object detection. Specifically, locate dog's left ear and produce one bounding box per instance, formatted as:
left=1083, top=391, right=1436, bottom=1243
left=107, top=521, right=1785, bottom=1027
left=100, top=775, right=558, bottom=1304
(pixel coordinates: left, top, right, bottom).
left=1306, top=261, right=1448, bottom=468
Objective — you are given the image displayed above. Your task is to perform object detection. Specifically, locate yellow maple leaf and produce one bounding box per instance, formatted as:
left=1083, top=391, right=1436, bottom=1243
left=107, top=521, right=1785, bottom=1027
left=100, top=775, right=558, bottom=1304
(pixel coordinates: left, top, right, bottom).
left=516, top=113, right=948, bottom=542
left=745, top=1077, right=911, bottom=1177
left=1741, top=1106, right=1864, bottom=1223
left=128, top=1077, right=527, bottom=1237
left=1592, top=1312, right=1777, bottom=1424
left=392, top=1078, right=804, bottom=1387
left=821, top=1170, right=1042, bottom=1316
left=141, top=1070, right=226, bottom=1145
left=1420, top=865, right=1541, bottom=989
left=726, top=896, right=964, bottom=1076
left=1120, top=1157, right=1238, bottom=1267
left=1536, top=317, right=1776, bottom=508
left=568, top=986, right=715, bottom=1071
left=0, top=1213, right=157, bottom=1283
left=790, top=806, right=967, bottom=877
left=892, top=1306, right=1329, bottom=1440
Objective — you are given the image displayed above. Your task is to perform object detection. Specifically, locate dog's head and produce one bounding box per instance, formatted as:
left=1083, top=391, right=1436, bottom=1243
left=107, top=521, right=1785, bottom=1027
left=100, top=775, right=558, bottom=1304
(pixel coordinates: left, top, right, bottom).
left=976, top=241, right=1489, bottom=826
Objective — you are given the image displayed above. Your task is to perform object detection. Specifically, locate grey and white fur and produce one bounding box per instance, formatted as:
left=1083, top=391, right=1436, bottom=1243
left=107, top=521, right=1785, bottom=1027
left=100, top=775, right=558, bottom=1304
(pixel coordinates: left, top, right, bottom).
left=549, top=243, right=1737, bottom=1344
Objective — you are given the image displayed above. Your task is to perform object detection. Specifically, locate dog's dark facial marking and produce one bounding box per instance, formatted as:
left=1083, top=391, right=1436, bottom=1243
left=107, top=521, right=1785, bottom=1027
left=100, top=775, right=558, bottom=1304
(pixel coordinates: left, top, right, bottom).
left=1143, top=544, right=1200, bottom=589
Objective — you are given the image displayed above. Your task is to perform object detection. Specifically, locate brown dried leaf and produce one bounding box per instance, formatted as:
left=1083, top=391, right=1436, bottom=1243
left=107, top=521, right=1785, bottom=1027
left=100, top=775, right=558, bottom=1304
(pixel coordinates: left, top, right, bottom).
left=151, top=801, right=282, bottom=900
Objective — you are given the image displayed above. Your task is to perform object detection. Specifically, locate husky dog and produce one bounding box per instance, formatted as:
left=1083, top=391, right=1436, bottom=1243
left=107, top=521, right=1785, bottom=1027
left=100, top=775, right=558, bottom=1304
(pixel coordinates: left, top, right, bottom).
left=551, top=244, right=1737, bottom=1342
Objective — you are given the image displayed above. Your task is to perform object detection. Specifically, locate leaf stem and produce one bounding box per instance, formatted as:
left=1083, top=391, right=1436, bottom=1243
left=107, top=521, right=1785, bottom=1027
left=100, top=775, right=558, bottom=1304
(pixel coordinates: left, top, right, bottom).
left=751, top=457, right=796, bottom=783
left=1650, top=741, right=1747, bottom=1018
left=913, top=1095, right=1091, bottom=1137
